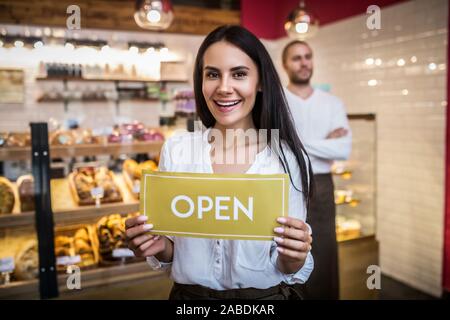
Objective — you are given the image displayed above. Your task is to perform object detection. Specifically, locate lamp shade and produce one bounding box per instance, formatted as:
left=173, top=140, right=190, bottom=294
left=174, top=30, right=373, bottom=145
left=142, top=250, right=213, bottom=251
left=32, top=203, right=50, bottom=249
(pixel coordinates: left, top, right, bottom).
left=284, top=1, right=319, bottom=40
left=134, top=0, right=174, bottom=31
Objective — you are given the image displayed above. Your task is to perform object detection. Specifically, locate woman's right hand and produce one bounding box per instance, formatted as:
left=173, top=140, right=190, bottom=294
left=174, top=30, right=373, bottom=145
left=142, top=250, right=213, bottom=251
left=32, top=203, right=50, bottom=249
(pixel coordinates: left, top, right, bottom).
left=125, top=215, right=167, bottom=258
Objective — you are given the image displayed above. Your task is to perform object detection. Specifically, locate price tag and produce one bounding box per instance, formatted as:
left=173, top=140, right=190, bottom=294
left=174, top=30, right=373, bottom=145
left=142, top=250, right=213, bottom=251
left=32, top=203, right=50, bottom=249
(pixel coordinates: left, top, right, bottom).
left=132, top=182, right=140, bottom=194
left=0, top=257, right=15, bottom=273
left=112, top=248, right=134, bottom=258
left=57, top=255, right=81, bottom=266
left=90, top=187, right=104, bottom=198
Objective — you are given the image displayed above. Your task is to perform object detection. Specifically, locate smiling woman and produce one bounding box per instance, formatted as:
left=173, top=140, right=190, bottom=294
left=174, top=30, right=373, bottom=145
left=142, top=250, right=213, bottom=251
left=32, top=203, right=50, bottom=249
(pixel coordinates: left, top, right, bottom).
left=201, top=42, right=259, bottom=131
left=125, top=25, right=315, bottom=300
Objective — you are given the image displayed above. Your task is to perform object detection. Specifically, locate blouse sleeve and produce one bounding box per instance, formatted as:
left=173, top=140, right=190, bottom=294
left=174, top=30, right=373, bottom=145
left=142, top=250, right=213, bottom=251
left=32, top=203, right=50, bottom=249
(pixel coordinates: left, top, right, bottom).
left=269, top=144, right=314, bottom=284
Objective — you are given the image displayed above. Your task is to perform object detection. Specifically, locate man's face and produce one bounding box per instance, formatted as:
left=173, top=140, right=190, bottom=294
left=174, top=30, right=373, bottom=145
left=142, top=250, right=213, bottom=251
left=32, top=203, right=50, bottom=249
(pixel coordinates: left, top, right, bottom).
left=283, top=43, right=314, bottom=85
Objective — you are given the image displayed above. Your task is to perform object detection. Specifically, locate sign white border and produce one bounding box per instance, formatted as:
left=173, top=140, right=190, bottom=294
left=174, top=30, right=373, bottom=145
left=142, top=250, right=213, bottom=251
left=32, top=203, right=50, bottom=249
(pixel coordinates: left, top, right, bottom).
left=143, top=173, right=286, bottom=239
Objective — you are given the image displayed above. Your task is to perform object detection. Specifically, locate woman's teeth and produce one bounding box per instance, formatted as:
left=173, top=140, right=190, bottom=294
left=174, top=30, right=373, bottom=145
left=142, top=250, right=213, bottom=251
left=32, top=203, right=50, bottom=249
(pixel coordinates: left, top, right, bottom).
left=215, top=100, right=241, bottom=107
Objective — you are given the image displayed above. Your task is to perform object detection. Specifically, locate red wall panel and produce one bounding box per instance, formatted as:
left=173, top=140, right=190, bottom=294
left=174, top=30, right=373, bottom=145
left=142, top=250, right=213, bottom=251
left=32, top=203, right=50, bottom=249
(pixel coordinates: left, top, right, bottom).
left=443, top=0, right=450, bottom=293
left=241, top=0, right=407, bottom=40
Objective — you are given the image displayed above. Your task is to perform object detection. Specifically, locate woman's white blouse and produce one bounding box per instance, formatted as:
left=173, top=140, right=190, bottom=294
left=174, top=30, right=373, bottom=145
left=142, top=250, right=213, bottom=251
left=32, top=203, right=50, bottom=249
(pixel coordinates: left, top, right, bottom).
left=146, top=129, right=314, bottom=290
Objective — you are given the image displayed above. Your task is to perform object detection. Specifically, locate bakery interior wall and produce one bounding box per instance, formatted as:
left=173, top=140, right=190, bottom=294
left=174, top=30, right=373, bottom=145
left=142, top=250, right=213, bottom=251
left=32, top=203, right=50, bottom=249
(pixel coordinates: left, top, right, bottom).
left=0, top=0, right=448, bottom=298
left=266, top=0, right=447, bottom=297
left=0, top=25, right=204, bottom=132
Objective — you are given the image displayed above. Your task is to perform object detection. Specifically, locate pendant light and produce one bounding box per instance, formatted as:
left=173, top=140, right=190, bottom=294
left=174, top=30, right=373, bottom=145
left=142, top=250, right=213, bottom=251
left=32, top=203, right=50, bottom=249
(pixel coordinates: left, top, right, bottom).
left=134, top=0, right=174, bottom=31
left=284, top=1, right=319, bottom=40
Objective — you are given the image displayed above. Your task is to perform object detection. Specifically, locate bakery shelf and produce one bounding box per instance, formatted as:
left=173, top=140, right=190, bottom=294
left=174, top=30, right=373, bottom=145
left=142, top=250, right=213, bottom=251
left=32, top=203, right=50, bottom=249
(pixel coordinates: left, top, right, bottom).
left=51, top=174, right=139, bottom=225
left=0, top=261, right=166, bottom=299
left=0, top=141, right=163, bottom=161
left=0, top=211, right=35, bottom=229
left=58, top=261, right=165, bottom=297
left=37, top=97, right=111, bottom=103
left=37, top=97, right=161, bottom=103
left=0, top=278, right=39, bottom=299
left=0, top=147, right=31, bottom=161
left=36, top=76, right=188, bottom=83
left=53, top=202, right=139, bottom=225
left=50, top=141, right=163, bottom=158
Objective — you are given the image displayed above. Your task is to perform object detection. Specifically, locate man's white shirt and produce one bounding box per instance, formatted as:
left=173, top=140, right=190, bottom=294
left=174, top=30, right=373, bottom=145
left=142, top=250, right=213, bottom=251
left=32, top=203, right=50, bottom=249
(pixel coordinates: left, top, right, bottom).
left=284, top=88, right=352, bottom=174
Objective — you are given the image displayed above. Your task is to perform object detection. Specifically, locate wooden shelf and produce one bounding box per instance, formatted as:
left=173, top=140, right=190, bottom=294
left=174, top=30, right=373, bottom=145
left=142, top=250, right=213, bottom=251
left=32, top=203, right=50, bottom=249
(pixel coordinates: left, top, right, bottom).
left=0, top=261, right=165, bottom=299
left=0, top=278, right=39, bottom=299
left=0, top=146, right=31, bottom=161
left=51, top=173, right=139, bottom=225
left=53, top=202, right=139, bottom=225
left=0, top=141, right=163, bottom=160
left=0, top=211, right=35, bottom=229
left=0, top=202, right=140, bottom=229
left=37, top=97, right=161, bottom=103
left=36, top=76, right=188, bottom=83
left=51, top=141, right=163, bottom=158
left=58, top=261, right=165, bottom=297
left=37, top=97, right=111, bottom=103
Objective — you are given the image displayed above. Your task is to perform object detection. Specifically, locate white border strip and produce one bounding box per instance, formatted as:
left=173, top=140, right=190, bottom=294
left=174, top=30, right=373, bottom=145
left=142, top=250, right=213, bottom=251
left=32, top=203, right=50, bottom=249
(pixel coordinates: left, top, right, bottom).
left=152, top=230, right=274, bottom=239
left=143, top=173, right=286, bottom=238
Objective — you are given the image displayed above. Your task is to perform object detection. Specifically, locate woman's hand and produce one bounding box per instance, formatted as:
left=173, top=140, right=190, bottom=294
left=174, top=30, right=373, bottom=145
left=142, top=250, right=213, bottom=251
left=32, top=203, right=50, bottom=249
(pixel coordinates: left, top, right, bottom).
left=273, top=216, right=312, bottom=274
left=125, top=215, right=172, bottom=260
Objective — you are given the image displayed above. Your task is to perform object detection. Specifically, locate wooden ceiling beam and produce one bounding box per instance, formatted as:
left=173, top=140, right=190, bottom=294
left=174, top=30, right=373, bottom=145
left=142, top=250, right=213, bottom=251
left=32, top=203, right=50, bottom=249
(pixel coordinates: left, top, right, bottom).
left=0, top=0, right=240, bottom=35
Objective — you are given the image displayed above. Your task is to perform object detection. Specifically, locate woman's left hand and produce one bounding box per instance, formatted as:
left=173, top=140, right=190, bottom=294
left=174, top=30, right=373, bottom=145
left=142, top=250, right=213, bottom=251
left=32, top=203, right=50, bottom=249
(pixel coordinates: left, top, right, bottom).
left=273, top=216, right=312, bottom=274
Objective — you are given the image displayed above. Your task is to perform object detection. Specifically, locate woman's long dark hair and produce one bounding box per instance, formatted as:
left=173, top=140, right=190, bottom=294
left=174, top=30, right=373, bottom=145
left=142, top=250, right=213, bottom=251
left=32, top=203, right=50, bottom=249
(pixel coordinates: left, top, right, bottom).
left=193, top=25, right=314, bottom=209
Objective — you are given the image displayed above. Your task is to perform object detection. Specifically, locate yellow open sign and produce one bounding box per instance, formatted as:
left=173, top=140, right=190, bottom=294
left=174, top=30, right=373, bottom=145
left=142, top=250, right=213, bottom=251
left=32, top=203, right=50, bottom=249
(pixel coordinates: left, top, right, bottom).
left=139, top=171, right=289, bottom=240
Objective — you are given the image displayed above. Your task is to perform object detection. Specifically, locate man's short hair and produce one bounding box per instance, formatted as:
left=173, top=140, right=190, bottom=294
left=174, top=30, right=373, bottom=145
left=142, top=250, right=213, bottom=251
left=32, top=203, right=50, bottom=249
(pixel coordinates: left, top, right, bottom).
left=282, top=40, right=312, bottom=65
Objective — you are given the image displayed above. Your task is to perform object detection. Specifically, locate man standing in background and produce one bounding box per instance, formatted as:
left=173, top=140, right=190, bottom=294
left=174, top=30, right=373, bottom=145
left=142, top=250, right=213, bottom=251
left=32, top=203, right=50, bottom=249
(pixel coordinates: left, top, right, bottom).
left=282, top=40, right=352, bottom=300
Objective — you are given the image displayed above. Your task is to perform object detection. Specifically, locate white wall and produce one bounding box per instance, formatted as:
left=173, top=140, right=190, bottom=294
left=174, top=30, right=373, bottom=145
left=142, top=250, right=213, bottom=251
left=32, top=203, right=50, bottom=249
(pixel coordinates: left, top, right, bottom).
left=268, top=0, right=447, bottom=297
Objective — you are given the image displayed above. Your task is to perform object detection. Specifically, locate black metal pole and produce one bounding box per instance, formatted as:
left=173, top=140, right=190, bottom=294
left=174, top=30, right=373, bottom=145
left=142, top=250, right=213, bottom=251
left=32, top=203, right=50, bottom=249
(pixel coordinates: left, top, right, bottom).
left=31, top=122, right=58, bottom=299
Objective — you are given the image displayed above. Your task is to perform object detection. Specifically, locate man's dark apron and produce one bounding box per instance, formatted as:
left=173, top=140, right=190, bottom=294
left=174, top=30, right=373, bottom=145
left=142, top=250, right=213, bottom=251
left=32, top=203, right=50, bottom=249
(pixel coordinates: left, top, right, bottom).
left=304, top=173, right=339, bottom=300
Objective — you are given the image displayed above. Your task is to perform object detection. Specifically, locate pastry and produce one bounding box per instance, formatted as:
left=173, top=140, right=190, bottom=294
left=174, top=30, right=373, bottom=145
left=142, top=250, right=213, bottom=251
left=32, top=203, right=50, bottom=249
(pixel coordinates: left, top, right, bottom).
left=6, top=133, right=30, bottom=147
left=123, top=159, right=138, bottom=177
left=55, top=227, right=97, bottom=269
left=17, top=175, right=35, bottom=212
left=0, top=177, right=15, bottom=214
left=134, top=160, right=158, bottom=179
left=54, top=235, right=73, bottom=258
left=14, top=240, right=39, bottom=281
left=72, top=166, right=122, bottom=205
left=74, top=238, right=91, bottom=254
left=73, top=227, right=96, bottom=267
left=55, top=235, right=72, bottom=248
left=72, top=129, right=101, bottom=145
left=55, top=246, right=71, bottom=257
left=49, top=130, right=75, bottom=146
left=96, top=214, right=131, bottom=262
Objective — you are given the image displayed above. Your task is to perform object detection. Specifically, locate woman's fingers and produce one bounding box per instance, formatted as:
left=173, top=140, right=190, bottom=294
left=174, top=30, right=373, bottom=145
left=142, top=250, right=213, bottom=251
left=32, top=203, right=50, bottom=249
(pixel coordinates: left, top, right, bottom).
left=128, top=233, right=157, bottom=251
left=135, top=236, right=164, bottom=257
left=125, top=223, right=153, bottom=239
left=125, top=215, right=148, bottom=229
left=273, top=226, right=309, bottom=243
left=276, top=216, right=308, bottom=231
left=133, top=236, right=161, bottom=256
left=276, top=246, right=307, bottom=261
left=274, top=237, right=310, bottom=252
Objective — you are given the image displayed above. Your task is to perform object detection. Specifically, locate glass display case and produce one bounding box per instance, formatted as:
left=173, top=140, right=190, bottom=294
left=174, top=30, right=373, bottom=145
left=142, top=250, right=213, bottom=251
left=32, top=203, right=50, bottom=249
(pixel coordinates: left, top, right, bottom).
left=333, top=114, right=376, bottom=242
left=0, top=127, right=40, bottom=299
left=0, top=120, right=177, bottom=299
left=47, top=124, right=167, bottom=297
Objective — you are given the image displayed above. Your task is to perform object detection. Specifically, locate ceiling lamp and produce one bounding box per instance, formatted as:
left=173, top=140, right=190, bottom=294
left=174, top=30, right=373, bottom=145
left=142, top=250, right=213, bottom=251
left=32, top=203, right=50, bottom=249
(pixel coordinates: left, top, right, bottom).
left=134, top=0, right=174, bottom=31
left=284, top=1, right=319, bottom=40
